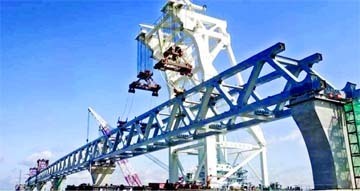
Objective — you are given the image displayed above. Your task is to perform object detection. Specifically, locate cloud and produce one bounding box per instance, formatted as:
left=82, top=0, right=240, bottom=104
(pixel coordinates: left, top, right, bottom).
left=269, top=165, right=313, bottom=188
left=0, top=168, right=22, bottom=190
left=139, top=168, right=167, bottom=184
left=279, top=129, right=302, bottom=142
left=19, top=150, right=54, bottom=167
left=268, top=129, right=303, bottom=145
left=0, top=175, right=14, bottom=190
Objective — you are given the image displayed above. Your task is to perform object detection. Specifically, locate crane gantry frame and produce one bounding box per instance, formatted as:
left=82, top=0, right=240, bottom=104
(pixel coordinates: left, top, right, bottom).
left=138, top=0, right=269, bottom=185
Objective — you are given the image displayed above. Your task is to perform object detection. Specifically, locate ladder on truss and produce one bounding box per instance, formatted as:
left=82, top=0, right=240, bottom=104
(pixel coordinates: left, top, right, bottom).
left=344, top=98, right=360, bottom=188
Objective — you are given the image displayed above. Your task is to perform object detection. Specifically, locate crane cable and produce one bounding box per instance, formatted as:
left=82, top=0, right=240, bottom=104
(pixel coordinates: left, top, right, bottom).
left=120, top=94, right=130, bottom=121
left=86, top=111, right=90, bottom=143
left=120, top=93, right=135, bottom=122
left=126, top=94, right=135, bottom=120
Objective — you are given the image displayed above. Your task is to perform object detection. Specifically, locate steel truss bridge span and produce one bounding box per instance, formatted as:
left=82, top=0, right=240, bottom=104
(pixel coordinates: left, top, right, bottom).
left=26, top=42, right=329, bottom=187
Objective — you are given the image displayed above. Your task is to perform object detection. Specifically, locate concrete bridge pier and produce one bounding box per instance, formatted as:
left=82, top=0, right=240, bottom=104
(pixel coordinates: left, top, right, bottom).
left=89, top=163, right=116, bottom=186
left=26, top=185, right=36, bottom=191
left=291, top=98, right=355, bottom=190
left=51, top=176, right=66, bottom=191
left=36, top=182, right=46, bottom=191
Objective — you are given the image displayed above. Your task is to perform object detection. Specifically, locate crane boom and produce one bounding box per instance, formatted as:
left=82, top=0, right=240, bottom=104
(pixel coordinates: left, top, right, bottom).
left=144, top=154, right=169, bottom=171
left=88, top=107, right=111, bottom=135
left=88, top=107, right=142, bottom=186
left=87, top=107, right=169, bottom=185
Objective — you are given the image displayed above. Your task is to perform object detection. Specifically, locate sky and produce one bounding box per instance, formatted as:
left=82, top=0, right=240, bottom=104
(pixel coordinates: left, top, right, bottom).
left=1, top=0, right=359, bottom=190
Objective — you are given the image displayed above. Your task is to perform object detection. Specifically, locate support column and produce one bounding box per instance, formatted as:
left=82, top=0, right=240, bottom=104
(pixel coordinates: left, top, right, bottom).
left=260, top=148, right=269, bottom=187
left=216, top=134, right=227, bottom=164
left=169, top=147, right=179, bottom=183
left=36, top=182, right=46, bottom=191
left=291, top=98, right=353, bottom=190
left=51, top=176, right=66, bottom=191
left=204, top=135, right=218, bottom=187
left=26, top=185, right=36, bottom=191
left=247, top=125, right=269, bottom=187
left=89, top=163, right=116, bottom=186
